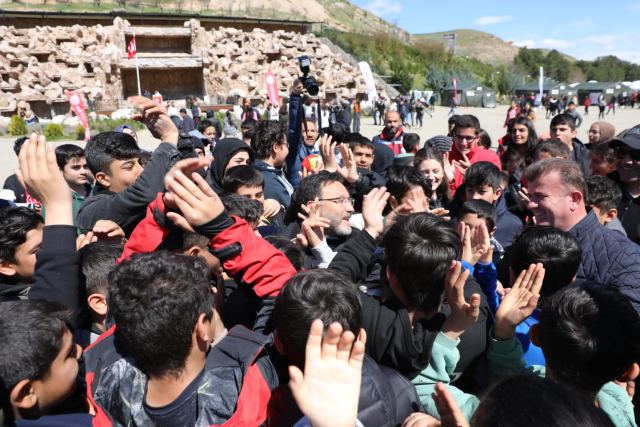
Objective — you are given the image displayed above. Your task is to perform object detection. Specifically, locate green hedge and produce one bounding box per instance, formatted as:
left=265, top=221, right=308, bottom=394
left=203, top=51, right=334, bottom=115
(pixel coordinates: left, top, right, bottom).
left=8, top=115, right=27, bottom=136
left=44, top=123, right=64, bottom=138
left=88, top=117, right=145, bottom=133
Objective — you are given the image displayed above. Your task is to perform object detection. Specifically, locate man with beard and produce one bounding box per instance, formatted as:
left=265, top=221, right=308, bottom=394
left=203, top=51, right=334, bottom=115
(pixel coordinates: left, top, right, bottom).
left=373, top=111, right=405, bottom=156
left=288, top=172, right=356, bottom=269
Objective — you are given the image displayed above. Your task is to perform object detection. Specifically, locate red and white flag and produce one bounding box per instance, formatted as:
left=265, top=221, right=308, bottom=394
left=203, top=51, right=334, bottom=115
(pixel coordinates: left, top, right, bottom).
left=127, top=36, right=137, bottom=59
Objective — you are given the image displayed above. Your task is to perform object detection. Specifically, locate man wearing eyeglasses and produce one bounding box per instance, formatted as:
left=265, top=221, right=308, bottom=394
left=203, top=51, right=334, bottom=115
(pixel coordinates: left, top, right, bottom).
left=609, top=126, right=640, bottom=244
left=446, top=114, right=501, bottom=193
left=525, top=158, right=640, bottom=314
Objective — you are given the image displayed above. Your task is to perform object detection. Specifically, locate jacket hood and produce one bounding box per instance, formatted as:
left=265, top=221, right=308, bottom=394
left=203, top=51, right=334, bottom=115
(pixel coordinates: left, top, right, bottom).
left=209, top=138, right=255, bottom=194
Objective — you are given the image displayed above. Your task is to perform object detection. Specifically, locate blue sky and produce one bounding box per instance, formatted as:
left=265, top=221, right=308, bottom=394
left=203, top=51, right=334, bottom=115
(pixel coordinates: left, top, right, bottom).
left=351, top=0, right=640, bottom=64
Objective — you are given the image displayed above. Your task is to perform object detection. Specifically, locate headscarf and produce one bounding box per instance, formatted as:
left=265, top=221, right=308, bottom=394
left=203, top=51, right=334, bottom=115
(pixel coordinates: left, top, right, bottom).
left=115, top=124, right=138, bottom=142
left=593, top=121, right=616, bottom=142
left=208, top=138, right=255, bottom=194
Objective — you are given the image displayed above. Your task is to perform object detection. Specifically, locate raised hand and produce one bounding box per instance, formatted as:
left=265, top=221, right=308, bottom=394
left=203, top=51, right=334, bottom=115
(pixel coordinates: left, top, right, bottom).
left=76, top=232, right=97, bottom=251
left=262, top=199, right=281, bottom=219
left=92, top=220, right=126, bottom=244
left=441, top=261, right=480, bottom=341
left=128, top=95, right=179, bottom=144
left=164, top=169, right=225, bottom=233
left=292, top=79, right=304, bottom=96
left=458, top=221, right=473, bottom=265
left=163, top=157, right=213, bottom=210
left=362, top=187, right=390, bottom=239
left=442, top=152, right=455, bottom=184
left=298, top=198, right=330, bottom=249
left=18, top=133, right=73, bottom=226
left=474, top=222, right=494, bottom=265
left=432, top=382, right=470, bottom=427
left=452, top=153, right=470, bottom=176
left=319, top=134, right=339, bottom=172
left=289, top=320, right=366, bottom=427
left=338, top=143, right=359, bottom=184
left=402, top=413, right=442, bottom=427
left=494, top=263, right=545, bottom=341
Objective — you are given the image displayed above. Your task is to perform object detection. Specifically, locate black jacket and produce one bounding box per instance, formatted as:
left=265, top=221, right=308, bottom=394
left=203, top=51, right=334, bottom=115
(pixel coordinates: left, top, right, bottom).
left=268, top=354, right=423, bottom=427
left=329, top=228, right=492, bottom=378
left=337, top=109, right=352, bottom=131
left=3, top=173, right=27, bottom=203
left=76, top=142, right=180, bottom=237
left=610, top=170, right=640, bottom=244
left=205, top=109, right=223, bottom=143
left=571, top=139, right=593, bottom=176
left=254, top=160, right=293, bottom=209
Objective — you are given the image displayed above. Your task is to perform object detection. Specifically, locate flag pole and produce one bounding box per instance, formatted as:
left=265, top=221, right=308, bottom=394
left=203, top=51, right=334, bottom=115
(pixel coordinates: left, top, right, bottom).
left=134, top=31, right=141, bottom=96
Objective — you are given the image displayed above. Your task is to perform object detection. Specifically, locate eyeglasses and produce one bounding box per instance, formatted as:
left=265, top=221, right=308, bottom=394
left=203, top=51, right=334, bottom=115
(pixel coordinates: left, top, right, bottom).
left=453, top=135, right=477, bottom=143
left=614, top=146, right=640, bottom=161
left=319, top=197, right=355, bottom=206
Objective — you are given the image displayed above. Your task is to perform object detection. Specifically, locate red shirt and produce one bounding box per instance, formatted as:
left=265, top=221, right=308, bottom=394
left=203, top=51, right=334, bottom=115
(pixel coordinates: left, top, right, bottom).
left=447, top=145, right=502, bottom=193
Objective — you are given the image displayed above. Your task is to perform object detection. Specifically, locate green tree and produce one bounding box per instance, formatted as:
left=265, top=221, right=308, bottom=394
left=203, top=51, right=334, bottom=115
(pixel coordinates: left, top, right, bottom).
left=497, top=73, right=521, bottom=95
left=390, top=62, right=413, bottom=94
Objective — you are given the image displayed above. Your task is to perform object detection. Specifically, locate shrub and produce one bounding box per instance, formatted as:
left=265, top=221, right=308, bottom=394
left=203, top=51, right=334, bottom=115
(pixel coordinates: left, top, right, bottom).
left=8, top=115, right=27, bottom=136
left=87, top=117, right=144, bottom=134
left=44, top=123, right=64, bottom=138
left=76, top=125, right=86, bottom=140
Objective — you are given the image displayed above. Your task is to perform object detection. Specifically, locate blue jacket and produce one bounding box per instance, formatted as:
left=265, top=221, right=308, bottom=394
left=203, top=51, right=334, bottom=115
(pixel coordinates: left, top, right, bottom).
left=569, top=209, right=640, bottom=314
left=514, top=309, right=545, bottom=367
left=285, top=94, right=319, bottom=188
left=255, top=159, right=293, bottom=209
left=493, top=195, right=522, bottom=258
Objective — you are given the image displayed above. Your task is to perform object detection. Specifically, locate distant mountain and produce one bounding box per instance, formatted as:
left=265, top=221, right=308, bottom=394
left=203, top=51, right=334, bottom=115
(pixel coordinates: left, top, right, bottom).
left=414, top=29, right=576, bottom=66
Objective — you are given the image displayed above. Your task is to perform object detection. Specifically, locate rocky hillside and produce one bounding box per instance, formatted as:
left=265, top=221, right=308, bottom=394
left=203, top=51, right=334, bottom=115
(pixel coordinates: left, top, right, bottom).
left=0, top=0, right=412, bottom=40
left=414, top=29, right=575, bottom=67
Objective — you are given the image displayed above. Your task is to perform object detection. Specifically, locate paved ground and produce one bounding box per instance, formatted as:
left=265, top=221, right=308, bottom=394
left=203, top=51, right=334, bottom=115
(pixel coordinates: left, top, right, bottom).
left=1, top=104, right=638, bottom=182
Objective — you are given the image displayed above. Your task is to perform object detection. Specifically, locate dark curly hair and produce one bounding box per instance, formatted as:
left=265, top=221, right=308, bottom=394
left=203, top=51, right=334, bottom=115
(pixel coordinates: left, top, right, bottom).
left=108, top=251, right=212, bottom=379
left=251, top=120, right=286, bottom=160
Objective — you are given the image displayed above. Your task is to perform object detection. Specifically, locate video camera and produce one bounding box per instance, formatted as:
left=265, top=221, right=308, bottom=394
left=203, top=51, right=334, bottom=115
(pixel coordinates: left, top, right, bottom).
left=298, top=55, right=319, bottom=97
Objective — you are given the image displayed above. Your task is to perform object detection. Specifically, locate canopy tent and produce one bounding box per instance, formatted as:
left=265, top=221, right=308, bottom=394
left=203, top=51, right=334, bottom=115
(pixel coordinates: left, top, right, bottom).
left=515, top=82, right=559, bottom=97
left=575, top=82, right=634, bottom=104
left=441, top=82, right=496, bottom=108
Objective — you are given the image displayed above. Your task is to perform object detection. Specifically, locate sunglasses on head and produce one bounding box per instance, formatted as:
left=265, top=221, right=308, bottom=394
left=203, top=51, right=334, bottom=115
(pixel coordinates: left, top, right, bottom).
left=614, top=145, right=640, bottom=161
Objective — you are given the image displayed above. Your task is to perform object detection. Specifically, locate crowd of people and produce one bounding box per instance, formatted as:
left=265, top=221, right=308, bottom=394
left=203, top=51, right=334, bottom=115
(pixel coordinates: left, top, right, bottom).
left=0, top=77, right=639, bottom=427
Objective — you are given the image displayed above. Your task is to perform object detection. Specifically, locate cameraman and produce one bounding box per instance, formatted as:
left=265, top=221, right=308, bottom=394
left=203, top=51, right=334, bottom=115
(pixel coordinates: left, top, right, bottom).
left=285, top=79, right=321, bottom=188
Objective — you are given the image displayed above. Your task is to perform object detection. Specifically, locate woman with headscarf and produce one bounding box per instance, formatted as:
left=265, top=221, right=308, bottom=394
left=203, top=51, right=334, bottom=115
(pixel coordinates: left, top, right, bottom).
left=115, top=124, right=138, bottom=144
left=207, top=138, right=255, bottom=194
left=587, top=121, right=616, bottom=148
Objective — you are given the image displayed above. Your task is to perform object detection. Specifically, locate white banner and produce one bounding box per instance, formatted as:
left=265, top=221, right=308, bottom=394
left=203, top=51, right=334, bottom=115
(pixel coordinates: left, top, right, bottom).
left=537, top=66, right=544, bottom=105
left=358, top=61, right=378, bottom=102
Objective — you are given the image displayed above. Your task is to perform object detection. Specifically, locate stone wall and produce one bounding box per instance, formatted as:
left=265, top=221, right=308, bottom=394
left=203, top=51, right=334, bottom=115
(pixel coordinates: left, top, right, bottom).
left=0, top=18, right=388, bottom=119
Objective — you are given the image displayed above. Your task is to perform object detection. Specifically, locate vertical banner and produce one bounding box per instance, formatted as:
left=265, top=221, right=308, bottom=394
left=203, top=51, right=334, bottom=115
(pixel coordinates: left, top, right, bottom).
left=453, top=77, right=458, bottom=104
left=65, top=90, right=90, bottom=142
left=264, top=72, right=281, bottom=110
left=358, top=61, right=378, bottom=102
left=537, top=66, right=544, bottom=105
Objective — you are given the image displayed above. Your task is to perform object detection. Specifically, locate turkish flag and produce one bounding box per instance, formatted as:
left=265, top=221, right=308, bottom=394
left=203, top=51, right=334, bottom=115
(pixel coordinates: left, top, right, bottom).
left=127, top=36, right=137, bottom=59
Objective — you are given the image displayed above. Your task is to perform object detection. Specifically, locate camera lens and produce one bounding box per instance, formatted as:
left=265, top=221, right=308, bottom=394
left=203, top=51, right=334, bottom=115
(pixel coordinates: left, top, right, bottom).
left=305, top=76, right=319, bottom=96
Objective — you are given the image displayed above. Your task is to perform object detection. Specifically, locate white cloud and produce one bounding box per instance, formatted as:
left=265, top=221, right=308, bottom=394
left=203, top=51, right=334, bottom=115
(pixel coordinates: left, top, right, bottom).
left=476, top=15, right=514, bottom=25
left=582, top=35, right=616, bottom=44
left=364, top=0, right=402, bottom=16
left=514, top=40, right=536, bottom=48
left=536, top=38, right=576, bottom=50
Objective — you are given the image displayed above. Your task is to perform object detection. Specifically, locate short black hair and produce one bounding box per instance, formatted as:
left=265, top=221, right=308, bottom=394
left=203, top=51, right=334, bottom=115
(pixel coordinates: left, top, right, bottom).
left=385, top=166, right=433, bottom=211
left=325, top=123, right=348, bottom=144
left=402, top=133, right=420, bottom=153
left=0, top=300, right=73, bottom=392
left=464, top=161, right=501, bottom=191
left=349, top=136, right=374, bottom=152
left=13, top=137, right=28, bottom=157
left=79, top=242, right=124, bottom=296
left=453, top=115, right=479, bottom=135
left=510, top=226, right=582, bottom=299
left=0, top=207, right=43, bottom=264
left=179, top=108, right=187, bottom=114
left=182, top=233, right=210, bottom=252
left=533, top=138, right=571, bottom=160
left=343, top=132, right=362, bottom=144
left=55, top=144, right=85, bottom=170
left=222, top=165, right=265, bottom=193
left=198, top=119, right=216, bottom=134
left=471, top=375, right=615, bottom=427
left=251, top=120, right=286, bottom=161
left=458, top=199, right=496, bottom=231
left=585, top=176, right=622, bottom=213
left=241, top=118, right=257, bottom=131
left=539, top=281, right=640, bottom=395
left=287, top=172, right=344, bottom=224
left=264, top=235, right=304, bottom=272
left=84, top=131, right=139, bottom=177
left=550, top=114, right=576, bottom=132
left=274, top=269, right=362, bottom=369
left=382, top=214, right=462, bottom=313
left=447, top=115, right=459, bottom=126
left=219, top=192, right=263, bottom=225
left=138, top=151, right=152, bottom=168
left=108, top=251, right=212, bottom=379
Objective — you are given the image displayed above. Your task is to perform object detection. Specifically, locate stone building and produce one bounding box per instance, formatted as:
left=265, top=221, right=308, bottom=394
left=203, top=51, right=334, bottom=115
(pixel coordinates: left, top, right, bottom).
left=0, top=17, right=388, bottom=119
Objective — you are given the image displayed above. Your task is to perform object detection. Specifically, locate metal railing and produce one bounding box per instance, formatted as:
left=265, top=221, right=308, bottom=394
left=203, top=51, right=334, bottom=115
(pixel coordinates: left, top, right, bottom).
left=317, top=35, right=399, bottom=98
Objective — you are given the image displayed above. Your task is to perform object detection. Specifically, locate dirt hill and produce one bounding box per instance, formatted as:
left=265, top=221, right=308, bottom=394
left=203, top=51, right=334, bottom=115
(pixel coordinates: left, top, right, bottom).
left=0, top=0, right=413, bottom=39
left=414, top=29, right=575, bottom=66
